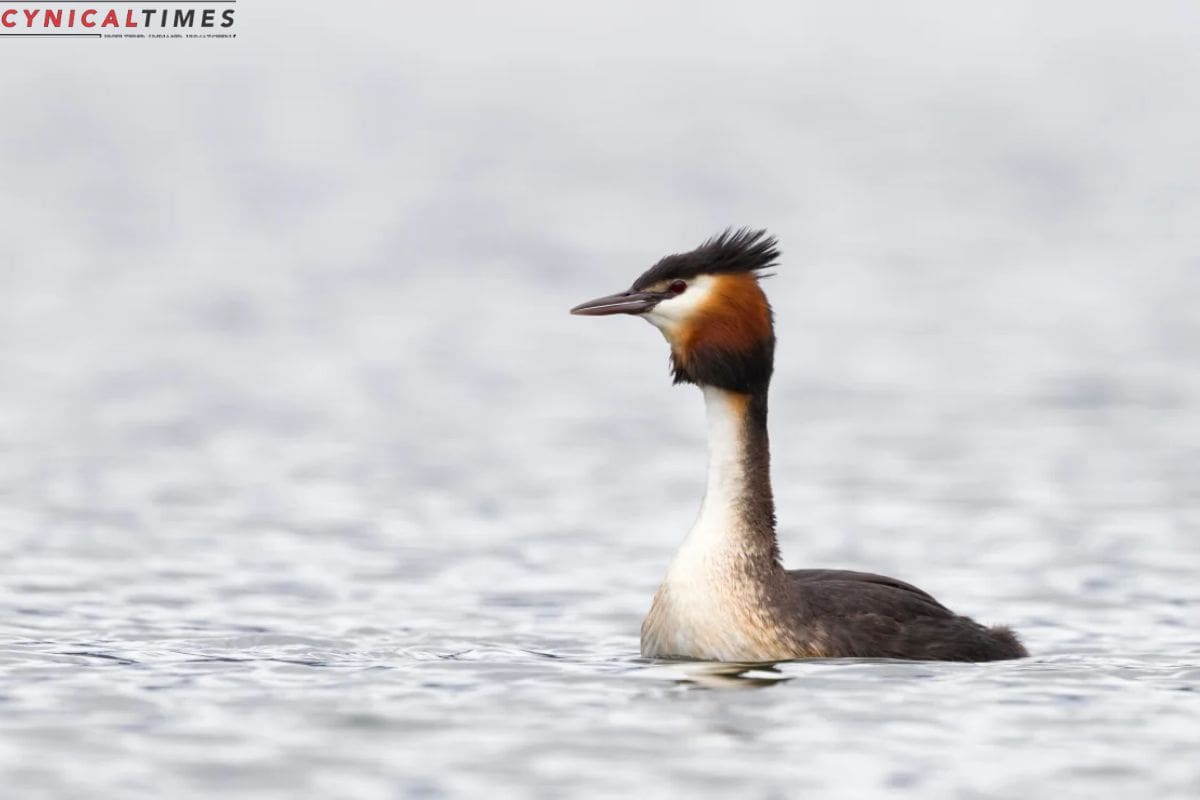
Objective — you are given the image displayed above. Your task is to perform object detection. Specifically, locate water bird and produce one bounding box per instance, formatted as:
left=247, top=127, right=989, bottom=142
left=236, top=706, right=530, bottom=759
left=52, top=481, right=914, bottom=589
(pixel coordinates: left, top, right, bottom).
left=571, top=229, right=1027, bottom=662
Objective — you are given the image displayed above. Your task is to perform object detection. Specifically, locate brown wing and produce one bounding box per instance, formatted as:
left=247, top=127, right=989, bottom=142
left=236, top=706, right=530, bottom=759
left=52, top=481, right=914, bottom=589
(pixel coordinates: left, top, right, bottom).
left=783, top=569, right=1026, bottom=661
left=787, top=569, right=948, bottom=610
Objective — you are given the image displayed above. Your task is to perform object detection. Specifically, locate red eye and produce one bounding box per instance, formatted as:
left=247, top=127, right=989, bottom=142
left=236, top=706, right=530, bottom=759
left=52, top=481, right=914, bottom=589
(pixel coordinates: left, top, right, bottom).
left=668, top=280, right=687, bottom=295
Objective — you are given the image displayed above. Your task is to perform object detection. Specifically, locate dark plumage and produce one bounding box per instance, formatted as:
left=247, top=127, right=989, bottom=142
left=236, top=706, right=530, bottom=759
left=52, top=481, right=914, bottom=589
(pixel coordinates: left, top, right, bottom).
left=671, top=335, right=775, bottom=394
left=780, top=570, right=1027, bottom=661
left=632, top=228, right=780, bottom=290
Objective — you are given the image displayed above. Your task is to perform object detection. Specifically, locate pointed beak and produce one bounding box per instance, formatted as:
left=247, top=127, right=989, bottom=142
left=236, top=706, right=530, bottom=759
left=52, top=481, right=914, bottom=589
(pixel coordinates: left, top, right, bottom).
left=570, top=289, right=662, bottom=316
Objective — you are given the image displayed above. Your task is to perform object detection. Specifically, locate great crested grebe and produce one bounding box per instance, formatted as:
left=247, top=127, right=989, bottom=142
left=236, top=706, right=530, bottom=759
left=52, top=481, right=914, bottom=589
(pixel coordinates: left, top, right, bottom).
left=571, top=229, right=1027, bottom=663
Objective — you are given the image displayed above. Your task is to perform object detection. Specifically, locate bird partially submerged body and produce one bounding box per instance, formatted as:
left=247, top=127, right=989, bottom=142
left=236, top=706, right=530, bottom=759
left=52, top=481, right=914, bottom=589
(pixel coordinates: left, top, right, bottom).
left=571, top=230, right=1027, bottom=663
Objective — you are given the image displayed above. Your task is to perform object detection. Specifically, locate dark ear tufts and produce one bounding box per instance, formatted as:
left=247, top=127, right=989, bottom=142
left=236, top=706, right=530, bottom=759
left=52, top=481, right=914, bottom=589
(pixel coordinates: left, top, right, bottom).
left=697, top=228, right=780, bottom=275
left=633, top=228, right=781, bottom=289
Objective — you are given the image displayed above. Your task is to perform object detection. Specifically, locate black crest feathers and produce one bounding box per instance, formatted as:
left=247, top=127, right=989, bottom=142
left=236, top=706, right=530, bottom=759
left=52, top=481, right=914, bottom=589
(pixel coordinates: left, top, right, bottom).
left=631, top=228, right=780, bottom=290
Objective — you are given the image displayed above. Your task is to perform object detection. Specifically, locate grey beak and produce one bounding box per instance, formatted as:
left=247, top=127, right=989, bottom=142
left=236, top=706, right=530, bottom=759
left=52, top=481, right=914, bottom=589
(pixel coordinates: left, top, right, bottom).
left=570, top=290, right=662, bottom=316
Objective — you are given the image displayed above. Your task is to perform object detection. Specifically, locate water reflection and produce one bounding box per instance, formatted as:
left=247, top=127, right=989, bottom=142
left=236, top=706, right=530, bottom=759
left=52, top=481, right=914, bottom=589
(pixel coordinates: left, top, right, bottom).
left=640, top=659, right=793, bottom=689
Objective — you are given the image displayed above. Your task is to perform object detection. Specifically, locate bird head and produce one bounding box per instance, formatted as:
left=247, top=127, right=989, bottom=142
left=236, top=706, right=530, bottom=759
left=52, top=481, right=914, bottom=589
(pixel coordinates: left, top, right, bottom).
left=571, top=228, right=778, bottom=393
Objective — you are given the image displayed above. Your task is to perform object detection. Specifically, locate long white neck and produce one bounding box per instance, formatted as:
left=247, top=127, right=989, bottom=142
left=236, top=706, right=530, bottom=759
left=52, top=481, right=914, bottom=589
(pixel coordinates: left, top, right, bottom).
left=641, top=383, right=782, bottom=660
left=669, top=386, right=779, bottom=573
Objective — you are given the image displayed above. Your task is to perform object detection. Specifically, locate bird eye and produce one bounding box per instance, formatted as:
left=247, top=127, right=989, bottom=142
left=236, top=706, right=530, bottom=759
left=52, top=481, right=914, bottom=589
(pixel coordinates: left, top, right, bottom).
left=668, top=280, right=687, bottom=295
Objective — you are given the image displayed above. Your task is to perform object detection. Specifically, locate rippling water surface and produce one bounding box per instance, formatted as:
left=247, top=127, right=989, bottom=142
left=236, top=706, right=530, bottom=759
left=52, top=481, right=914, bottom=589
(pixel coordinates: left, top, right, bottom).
left=2, top=3, right=1200, bottom=798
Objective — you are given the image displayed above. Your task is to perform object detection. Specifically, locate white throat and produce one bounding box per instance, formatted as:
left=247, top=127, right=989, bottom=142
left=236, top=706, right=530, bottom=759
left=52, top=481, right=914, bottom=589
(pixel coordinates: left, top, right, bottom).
left=667, top=386, right=752, bottom=576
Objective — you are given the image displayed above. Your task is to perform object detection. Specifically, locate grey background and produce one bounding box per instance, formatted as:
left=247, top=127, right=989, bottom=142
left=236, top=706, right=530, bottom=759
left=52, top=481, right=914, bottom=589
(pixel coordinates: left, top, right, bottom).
left=1, top=2, right=1198, bottom=798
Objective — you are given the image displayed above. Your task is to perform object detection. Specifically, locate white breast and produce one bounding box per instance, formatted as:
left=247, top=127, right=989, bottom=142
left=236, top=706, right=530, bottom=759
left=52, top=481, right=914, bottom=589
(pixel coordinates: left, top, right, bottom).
left=641, top=557, right=760, bottom=661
